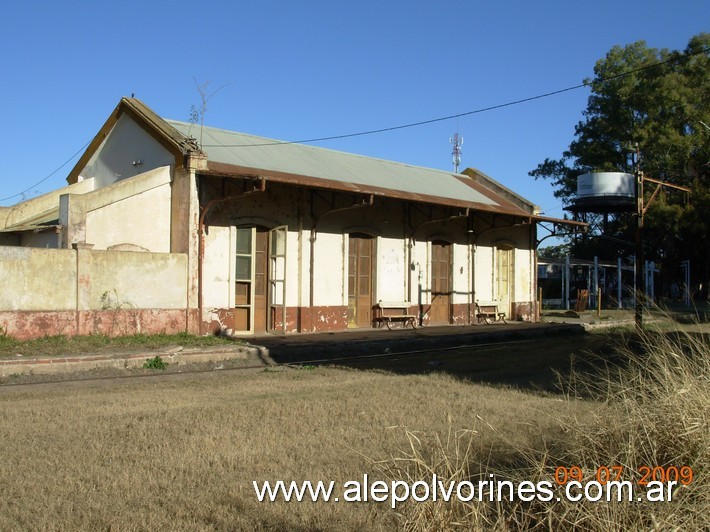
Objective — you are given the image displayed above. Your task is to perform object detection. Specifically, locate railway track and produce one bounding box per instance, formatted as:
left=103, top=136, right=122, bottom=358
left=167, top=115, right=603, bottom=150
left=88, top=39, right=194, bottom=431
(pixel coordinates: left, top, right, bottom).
left=0, top=338, right=540, bottom=389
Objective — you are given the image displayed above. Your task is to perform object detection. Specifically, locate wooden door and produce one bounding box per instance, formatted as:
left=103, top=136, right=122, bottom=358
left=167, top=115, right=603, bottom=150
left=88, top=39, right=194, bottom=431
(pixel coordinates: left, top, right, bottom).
left=253, top=228, right=268, bottom=333
left=496, top=246, right=514, bottom=318
left=430, top=241, right=451, bottom=325
left=268, top=226, right=287, bottom=333
left=233, top=226, right=268, bottom=333
left=348, top=234, right=373, bottom=328
left=234, top=227, right=253, bottom=332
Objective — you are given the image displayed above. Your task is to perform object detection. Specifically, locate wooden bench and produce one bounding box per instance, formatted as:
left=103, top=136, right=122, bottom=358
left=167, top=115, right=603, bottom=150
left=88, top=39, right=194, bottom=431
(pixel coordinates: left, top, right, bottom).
left=475, top=302, right=507, bottom=324
left=374, top=301, right=417, bottom=330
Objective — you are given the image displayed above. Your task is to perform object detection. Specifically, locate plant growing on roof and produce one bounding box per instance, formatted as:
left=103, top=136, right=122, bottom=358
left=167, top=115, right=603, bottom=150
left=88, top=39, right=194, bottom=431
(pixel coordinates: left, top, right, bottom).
left=187, top=78, right=233, bottom=149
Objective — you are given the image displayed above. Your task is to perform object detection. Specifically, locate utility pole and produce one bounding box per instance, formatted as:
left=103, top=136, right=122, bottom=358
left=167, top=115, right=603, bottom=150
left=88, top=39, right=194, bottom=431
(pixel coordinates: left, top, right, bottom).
left=634, top=145, right=644, bottom=331
left=634, top=145, right=692, bottom=331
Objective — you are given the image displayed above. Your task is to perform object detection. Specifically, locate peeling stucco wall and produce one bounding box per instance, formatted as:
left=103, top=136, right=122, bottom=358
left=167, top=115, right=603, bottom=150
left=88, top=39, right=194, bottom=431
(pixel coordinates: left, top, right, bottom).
left=0, top=245, right=188, bottom=340
left=0, top=178, right=95, bottom=231
left=57, top=166, right=173, bottom=251
left=452, top=243, right=471, bottom=306
left=0, top=247, right=77, bottom=310
left=202, top=225, right=232, bottom=310
left=377, top=237, right=407, bottom=302
left=85, top=179, right=172, bottom=252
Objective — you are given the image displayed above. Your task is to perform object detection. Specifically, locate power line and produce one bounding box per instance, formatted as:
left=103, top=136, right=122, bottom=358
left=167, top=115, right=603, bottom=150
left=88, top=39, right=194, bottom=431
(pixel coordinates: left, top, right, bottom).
left=202, top=45, right=709, bottom=148
left=203, top=83, right=587, bottom=148
left=0, top=140, right=91, bottom=203
left=5, top=45, right=707, bottom=203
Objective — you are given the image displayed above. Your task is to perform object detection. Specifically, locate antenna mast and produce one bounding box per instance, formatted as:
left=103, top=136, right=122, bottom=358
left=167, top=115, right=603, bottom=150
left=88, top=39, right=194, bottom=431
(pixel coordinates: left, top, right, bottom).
left=450, top=131, right=463, bottom=173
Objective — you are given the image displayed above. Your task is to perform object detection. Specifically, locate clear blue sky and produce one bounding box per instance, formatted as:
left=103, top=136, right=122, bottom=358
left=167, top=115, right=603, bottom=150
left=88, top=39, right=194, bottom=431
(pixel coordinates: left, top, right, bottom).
left=1, top=1, right=707, bottom=220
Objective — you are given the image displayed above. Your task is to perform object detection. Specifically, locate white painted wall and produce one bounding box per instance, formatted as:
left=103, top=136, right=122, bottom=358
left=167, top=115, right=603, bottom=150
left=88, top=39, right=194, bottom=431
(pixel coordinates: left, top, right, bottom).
left=452, top=244, right=471, bottom=305
left=88, top=250, right=187, bottom=310
left=202, top=225, right=232, bottom=309
left=197, top=199, right=535, bottom=324
left=409, top=240, right=429, bottom=305
left=285, top=230, right=300, bottom=307
left=515, top=247, right=534, bottom=302
left=474, top=245, right=495, bottom=302
left=0, top=247, right=77, bottom=310
left=312, top=233, right=345, bottom=306
left=0, top=246, right=186, bottom=311
left=0, top=178, right=95, bottom=230
left=86, top=182, right=172, bottom=252
left=79, top=114, right=175, bottom=189
left=377, top=237, right=407, bottom=302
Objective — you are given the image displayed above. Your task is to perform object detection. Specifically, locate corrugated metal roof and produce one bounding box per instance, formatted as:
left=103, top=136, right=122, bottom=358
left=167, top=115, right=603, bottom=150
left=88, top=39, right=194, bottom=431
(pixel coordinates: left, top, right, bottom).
left=167, top=120, right=512, bottom=211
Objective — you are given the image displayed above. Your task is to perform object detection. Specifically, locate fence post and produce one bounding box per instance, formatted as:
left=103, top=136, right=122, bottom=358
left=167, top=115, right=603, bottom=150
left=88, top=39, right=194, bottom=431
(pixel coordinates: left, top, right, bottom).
left=617, top=257, right=623, bottom=309
left=597, top=288, right=602, bottom=318
left=564, top=255, right=570, bottom=310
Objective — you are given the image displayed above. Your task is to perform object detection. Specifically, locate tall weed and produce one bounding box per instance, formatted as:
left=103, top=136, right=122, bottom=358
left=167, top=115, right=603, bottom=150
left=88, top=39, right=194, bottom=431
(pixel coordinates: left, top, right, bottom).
left=375, top=323, right=709, bottom=530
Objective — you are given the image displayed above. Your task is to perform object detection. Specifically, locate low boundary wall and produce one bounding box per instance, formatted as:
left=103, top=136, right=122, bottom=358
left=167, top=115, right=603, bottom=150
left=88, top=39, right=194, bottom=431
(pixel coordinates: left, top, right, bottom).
left=0, top=245, right=189, bottom=340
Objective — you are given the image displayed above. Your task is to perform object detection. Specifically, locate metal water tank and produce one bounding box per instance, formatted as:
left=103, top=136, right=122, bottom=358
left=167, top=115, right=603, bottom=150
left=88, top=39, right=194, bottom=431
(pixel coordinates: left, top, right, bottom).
left=573, top=172, right=635, bottom=212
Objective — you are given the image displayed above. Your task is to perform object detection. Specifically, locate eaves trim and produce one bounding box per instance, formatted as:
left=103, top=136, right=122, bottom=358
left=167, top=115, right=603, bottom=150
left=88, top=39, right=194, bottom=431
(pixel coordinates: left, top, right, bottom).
left=202, top=161, right=533, bottom=218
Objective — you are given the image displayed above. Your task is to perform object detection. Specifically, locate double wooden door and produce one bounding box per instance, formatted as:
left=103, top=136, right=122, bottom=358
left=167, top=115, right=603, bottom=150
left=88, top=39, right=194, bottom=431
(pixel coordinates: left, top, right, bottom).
left=234, top=226, right=287, bottom=334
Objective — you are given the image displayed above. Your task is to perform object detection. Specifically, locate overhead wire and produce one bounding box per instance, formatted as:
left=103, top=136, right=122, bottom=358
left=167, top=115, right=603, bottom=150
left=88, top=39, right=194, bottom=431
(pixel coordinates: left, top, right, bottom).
left=0, top=140, right=92, bottom=203
left=202, top=45, right=710, bottom=148
left=4, top=45, right=707, bottom=202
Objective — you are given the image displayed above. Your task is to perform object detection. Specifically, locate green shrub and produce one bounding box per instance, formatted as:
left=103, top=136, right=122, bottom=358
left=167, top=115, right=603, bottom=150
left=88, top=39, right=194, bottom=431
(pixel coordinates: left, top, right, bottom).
left=143, top=356, right=168, bottom=370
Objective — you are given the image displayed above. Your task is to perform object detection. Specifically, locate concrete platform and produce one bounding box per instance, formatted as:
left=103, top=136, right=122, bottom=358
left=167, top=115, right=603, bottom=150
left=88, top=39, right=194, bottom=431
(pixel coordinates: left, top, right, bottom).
left=0, top=344, right=271, bottom=378
left=244, top=321, right=590, bottom=365
left=1, top=316, right=626, bottom=378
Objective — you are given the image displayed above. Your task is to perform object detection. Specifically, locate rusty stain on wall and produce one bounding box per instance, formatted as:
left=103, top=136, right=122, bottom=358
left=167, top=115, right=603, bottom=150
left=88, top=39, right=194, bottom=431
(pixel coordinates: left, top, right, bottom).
left=0, top=309, right=188, bottom=341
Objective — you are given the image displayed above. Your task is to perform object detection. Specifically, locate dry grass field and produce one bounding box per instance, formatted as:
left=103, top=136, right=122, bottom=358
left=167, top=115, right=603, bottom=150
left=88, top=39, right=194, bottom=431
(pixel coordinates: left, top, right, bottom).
left=0, top=325, right=707, bottom=531
left=0, top=367, right=587, bottom=530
